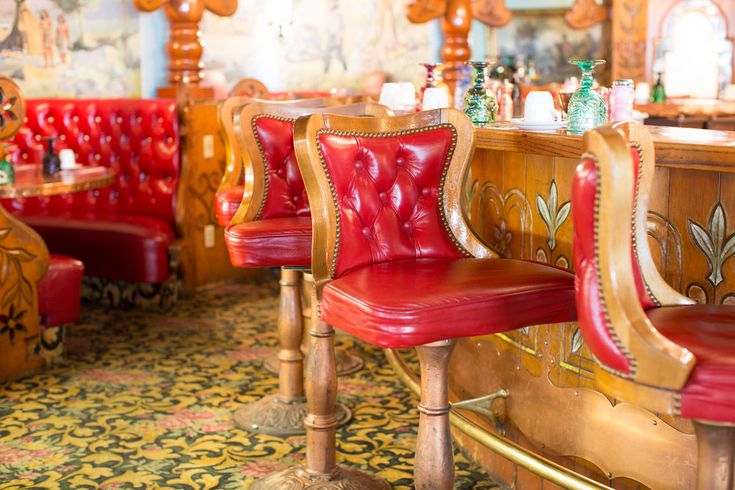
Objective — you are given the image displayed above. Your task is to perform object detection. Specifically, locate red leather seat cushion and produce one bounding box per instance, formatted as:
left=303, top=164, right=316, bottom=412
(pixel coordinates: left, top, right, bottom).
left=20, top=213, right=175, bottom=284
left=647, top=305, right=735, bottom=423
left=215, top=186, right=244, bottom=227
left=321, top=258, right=576, bottom=349
left=225, top=217, right=311, bottom=268
left=38, top=255, right=84, bottom=326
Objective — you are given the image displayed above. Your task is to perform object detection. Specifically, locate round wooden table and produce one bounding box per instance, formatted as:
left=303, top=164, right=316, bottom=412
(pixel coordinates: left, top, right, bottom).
left=0, top=164, right=115, bottom=198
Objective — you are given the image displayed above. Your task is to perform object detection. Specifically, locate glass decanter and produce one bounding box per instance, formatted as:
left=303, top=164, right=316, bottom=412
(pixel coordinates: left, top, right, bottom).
left=419, top=63, right=440, bottom=98
left=567, top=59, right=607, bottom=134
left=463, top=61, right=498, bottom=126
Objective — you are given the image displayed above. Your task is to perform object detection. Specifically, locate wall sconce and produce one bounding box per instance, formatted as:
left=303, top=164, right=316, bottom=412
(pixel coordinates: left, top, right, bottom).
left=266, top=0, right=294, bottom=39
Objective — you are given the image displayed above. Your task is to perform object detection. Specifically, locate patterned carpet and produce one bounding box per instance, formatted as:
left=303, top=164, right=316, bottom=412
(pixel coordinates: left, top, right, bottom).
left=0, top=279, right=498, bottom=489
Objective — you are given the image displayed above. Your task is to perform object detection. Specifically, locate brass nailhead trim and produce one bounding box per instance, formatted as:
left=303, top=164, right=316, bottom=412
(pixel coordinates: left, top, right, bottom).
left=315, top=124, right=471, bottom=278
left=629, top=142, right=661, bottom=308
left=583, top=152, right=637, bottom=379
left=251, top=114, right=297, bottom=220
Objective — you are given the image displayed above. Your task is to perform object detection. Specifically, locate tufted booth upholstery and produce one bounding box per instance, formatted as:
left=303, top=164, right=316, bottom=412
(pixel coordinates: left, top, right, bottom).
left=3, top=99, right=180, bottom=284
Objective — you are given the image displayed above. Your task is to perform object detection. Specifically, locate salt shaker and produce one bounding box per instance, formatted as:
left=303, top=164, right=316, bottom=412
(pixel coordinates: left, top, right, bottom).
left=611, top=79, right=635, bottom=122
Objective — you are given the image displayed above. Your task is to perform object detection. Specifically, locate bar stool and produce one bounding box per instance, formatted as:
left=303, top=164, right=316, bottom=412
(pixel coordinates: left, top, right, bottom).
left=223, top=101, right=390, bottom=436
left=252, top=108, right=577, bottom=488
left=215, top=97, right=330, bottom=227
left=572, top=121, right=735, bottom=489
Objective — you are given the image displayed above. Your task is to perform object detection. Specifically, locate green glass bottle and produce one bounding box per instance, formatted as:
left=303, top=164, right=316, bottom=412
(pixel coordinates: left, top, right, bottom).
left=0, top=155, right=14, bottom=185
left=463, top=61, right=498, bottom=126
left=651, top=72, right=667, bottom=103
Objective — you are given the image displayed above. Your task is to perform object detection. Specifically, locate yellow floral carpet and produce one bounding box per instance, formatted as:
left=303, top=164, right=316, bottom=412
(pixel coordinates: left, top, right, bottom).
left=0, top=280, right=499, bottom=489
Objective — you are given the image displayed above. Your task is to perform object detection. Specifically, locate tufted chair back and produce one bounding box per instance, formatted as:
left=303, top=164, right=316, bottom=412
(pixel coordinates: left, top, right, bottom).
left=294, top=108, right=495, bottom=287
left=233, top=101, right=391, bottom=225
left=216, top=97, right=331, bottom=225
left=5, top=99, right=180, bottom=226
left=572, top=122, right=695, bottom=391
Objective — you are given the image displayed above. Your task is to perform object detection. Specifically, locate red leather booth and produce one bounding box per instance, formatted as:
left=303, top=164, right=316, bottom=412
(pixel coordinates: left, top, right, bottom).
left=4, top=99, right=180, bottom=284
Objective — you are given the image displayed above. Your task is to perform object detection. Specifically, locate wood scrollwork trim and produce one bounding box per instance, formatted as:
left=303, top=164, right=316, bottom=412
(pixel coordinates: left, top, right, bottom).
left=565, top=0, right=608, bottom=30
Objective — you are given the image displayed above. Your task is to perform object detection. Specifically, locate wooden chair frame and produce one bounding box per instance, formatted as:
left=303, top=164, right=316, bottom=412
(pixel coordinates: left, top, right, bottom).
left=583, top=122, right=696, bottom=411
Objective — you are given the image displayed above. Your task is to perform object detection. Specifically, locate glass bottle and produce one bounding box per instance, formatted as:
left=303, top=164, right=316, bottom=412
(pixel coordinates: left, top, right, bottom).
left=42, top=137, right=60, bottom=176
left=567, top=59, right=607, bottom=135
left=0, top=152, right=14, bottom=185
left=610, top=79, right=635, bottom=122
left=651, top=72, right=667, bottom=103
left=463, top=61, right=498, bottom=126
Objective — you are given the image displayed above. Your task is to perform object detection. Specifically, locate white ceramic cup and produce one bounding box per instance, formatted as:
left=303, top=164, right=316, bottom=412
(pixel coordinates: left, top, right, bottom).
left=422, top=87, right=450, bottom=111
left=635, top=82, right=651, bottom=104
left=523, top=91, right=555, bottom=123
left=378, top=82, right=401, bottom=109
left=59, top=149, right=76, bottom=170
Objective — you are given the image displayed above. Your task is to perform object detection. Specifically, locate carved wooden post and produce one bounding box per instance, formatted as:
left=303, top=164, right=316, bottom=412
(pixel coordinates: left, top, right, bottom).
left=406, top=0, right=511, bottom=100
left=0, top=77, right=50, bottom=382
left=132, top=0, right=237, bottom=99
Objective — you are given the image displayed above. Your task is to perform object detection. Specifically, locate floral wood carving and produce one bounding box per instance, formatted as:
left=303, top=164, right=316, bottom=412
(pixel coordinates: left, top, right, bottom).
left=687, top=203, right=735, bottom=288
left=646, top=211, right=684, bottom=292
left=565, top=0, right=608, bottom=30
left=471, top=0, right=512, bottom=27
left=536, top=180, right=571, bottom=253
left=132, top=0, right=238, bottom=88
left=477, top=182, right=533, bottom=259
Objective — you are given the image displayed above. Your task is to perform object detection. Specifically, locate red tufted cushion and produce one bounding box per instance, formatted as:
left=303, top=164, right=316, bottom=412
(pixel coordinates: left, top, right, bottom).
left=20, top=212, right=174, bottom=284
left=321, top=258, right=576, bottom=348
left=38, top=255, right=84, bottom=327
left=225, top=217, right=311, bottom=268
left=317, top=127, right=463, bottom=278
left=572, top=149, right=660, bottom=375
left=6, top=99, right=180, bottom=226
left=254, top=116, right=310, bottom=220
left=215, top=186, right=244, bottom=226
left=572, top=157, right=634, bottom=374
left=647, top=305, right=735, bottom=422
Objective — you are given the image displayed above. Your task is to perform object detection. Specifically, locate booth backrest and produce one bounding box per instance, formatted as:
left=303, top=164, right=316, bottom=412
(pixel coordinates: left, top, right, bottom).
left=6, top=99, right=180, bottom=226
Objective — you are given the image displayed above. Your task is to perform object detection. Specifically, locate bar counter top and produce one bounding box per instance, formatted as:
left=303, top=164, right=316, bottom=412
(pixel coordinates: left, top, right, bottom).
left=474, top=125, right=735, bottom=172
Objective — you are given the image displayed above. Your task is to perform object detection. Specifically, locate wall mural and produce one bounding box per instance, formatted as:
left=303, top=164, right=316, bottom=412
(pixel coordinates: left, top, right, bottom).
left=199, top=0, right=435, bottom=94
left=0, top=0, right=141, bottom=97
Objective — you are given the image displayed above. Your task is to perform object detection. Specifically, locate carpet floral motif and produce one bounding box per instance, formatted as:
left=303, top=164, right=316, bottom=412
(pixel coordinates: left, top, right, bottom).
left=0, top=280, right=498, bottom=489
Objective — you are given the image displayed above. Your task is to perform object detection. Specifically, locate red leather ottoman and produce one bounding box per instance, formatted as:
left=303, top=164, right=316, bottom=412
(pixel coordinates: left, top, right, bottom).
left=38, top=255, right=84, bottom=327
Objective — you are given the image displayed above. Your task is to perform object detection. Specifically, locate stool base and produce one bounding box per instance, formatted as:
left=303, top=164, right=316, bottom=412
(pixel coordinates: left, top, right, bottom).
left=250, top=464, right=390, bottom=490
left=264, top=348, right=364, bottom=377
left=232, top=395, right=351, bottom=436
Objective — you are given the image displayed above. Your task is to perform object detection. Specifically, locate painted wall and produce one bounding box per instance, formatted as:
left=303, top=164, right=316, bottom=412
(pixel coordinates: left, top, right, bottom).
left=0, top=0, right=141, bottom=97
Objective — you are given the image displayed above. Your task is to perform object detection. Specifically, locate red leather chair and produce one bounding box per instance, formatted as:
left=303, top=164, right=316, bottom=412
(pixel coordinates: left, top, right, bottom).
left=572, top=122, right=735, bottom=489
left=215, top=97, right=330, bottom=227
left=37, top=255, right=84, bottom=358
left=251, top=109, right=577, bottom=489
left=222, top=101, right=390, bottom=436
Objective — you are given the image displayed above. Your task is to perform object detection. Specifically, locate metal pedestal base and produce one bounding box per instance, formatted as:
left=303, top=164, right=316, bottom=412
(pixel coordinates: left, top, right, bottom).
left=251, top=464, right=390, bottom=490
left=232, top=395, right=351, bottom=436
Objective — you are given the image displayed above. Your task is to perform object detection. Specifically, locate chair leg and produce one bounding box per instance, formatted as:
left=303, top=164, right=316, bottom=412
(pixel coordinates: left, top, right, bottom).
left=251, top=286, right=389, bottom=489
left=694, top=420, right=735, bottom=490
left=415, top=340, right=457, bottom=490
left=233, top=267, right=349, bottom=436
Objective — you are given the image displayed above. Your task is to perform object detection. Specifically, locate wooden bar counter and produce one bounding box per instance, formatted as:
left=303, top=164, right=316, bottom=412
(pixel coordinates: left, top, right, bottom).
left=389, top=125, right=735, bottom=490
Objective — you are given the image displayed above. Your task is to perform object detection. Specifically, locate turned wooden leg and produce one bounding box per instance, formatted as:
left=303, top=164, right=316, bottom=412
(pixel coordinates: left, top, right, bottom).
left=305, top=289, right=339, bottom=475
left=250, top=286, right=388, bottom=489
left=278, top=268, right=304, bottom=401
left=415, top=340, right=457, bottom=490
left=694, top=420, right=735, bottom=490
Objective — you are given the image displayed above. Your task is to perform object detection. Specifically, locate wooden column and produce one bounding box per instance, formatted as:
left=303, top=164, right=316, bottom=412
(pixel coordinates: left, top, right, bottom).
left=406, top=0, right=512, bottom=99
left=132, top=0, right=238, bottom=100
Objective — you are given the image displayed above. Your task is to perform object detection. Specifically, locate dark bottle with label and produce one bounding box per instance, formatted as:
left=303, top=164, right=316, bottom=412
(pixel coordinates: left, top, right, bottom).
left=651, top=72, right=667, bottom=103
left=42, top=137, right=60, bottom=176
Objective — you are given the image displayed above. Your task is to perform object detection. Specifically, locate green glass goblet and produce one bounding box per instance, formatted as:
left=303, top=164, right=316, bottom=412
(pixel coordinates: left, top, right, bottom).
left=463, top=61, right=498, bottom=126
left=567, top=59, right=607, bottom=135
